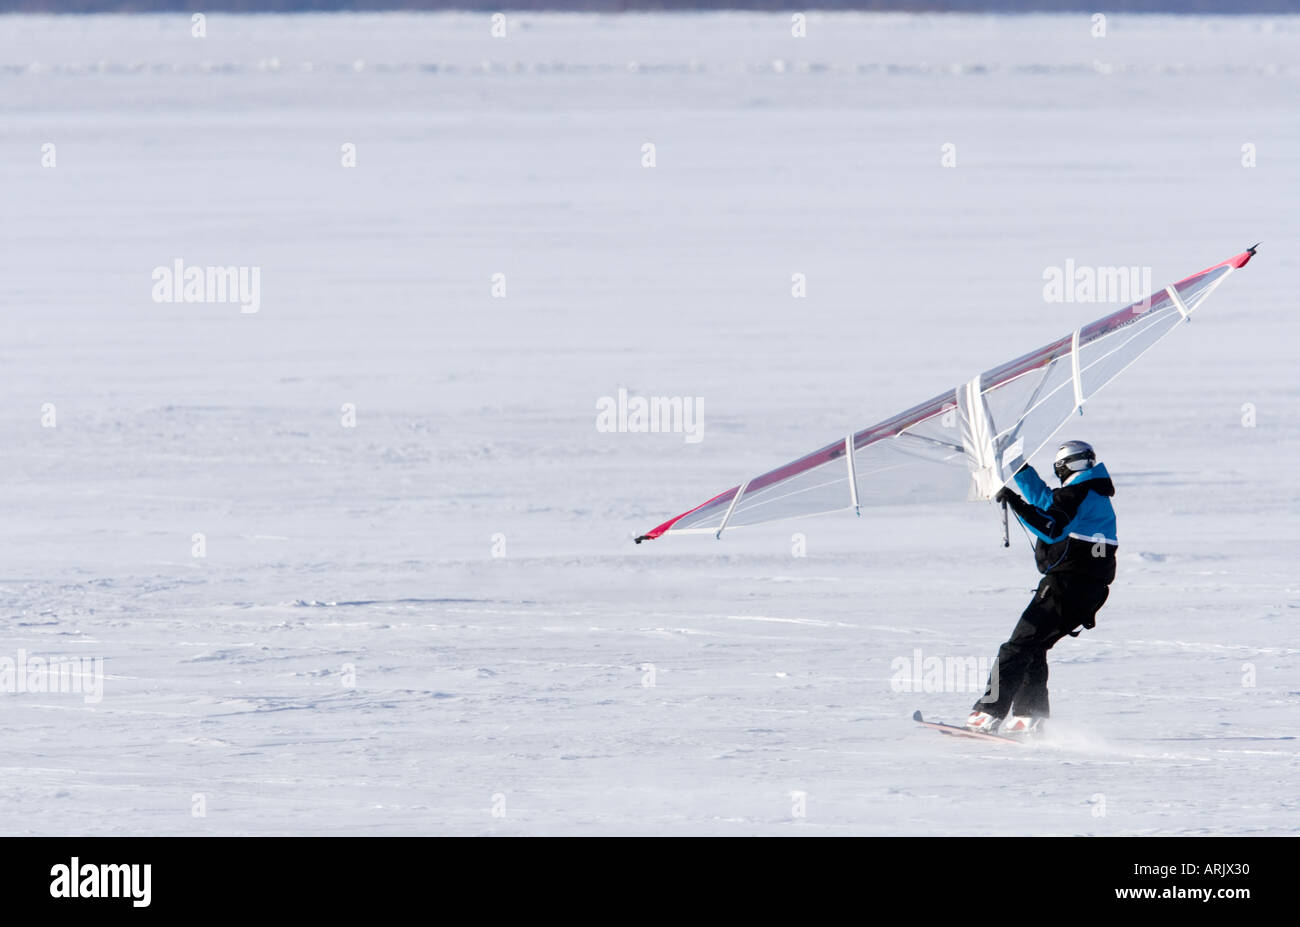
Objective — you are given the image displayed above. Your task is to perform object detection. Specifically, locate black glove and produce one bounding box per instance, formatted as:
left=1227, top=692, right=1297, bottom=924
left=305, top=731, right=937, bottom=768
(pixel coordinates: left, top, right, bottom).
left=994, top=486, right=1018, bottom=506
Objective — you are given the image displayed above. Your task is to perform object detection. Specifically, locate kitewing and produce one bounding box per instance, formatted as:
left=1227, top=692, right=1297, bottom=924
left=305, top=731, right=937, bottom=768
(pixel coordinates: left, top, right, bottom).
left=636, top=246, right=1256, bottom=542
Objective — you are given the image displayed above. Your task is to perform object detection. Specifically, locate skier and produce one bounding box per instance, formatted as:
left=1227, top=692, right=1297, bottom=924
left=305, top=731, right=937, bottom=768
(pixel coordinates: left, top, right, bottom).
left=967, top=440, right=1117, bottom=734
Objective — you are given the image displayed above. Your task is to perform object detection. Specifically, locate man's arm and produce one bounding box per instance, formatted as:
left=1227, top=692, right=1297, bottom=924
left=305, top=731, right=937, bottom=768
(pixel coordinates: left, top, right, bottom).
left=998, top=482, right=1088, bottom=544
left=1012, top=463, right=1055, bottom=510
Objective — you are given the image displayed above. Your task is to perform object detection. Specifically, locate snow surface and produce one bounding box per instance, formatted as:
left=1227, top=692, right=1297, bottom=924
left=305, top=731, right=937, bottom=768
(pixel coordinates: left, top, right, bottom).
left=1, top=11, right=1298, bottom=835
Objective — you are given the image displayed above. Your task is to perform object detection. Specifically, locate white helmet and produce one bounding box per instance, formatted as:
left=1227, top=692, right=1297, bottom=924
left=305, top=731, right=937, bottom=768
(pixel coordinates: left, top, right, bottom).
left=1054, top=440, right=1096, bottom=483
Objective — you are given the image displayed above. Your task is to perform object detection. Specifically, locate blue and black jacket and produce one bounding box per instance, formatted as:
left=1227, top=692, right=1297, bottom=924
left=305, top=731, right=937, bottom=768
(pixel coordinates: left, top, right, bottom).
left=1006, top=462, right=1118, bottom=584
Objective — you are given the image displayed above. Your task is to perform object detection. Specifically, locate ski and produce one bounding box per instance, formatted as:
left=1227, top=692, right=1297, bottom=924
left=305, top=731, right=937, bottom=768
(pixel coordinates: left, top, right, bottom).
left=913, top=710, right=1025, bottom=745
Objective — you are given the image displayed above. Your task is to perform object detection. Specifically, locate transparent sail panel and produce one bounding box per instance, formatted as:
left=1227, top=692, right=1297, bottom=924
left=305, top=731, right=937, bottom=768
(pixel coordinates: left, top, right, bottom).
left=1078, top=304, right=1183, bottom=398
left=895, top=407, right=965, bottom=457
left=997, top=371, right=1080, bottom=478
left=854, top=434, right=970, bottom=505
left=986, top=360, right=1072, bottom=447
left=726, top=454, right=852, bottom=528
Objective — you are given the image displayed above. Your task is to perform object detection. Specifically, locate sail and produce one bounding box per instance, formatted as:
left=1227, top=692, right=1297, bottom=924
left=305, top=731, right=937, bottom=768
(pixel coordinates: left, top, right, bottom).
left=636, top=246, right=1256, bottom=542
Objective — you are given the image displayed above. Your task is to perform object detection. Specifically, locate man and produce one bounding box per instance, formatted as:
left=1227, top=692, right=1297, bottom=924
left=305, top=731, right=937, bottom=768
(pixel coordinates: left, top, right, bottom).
left=967, top=440, right=1117, bottom=734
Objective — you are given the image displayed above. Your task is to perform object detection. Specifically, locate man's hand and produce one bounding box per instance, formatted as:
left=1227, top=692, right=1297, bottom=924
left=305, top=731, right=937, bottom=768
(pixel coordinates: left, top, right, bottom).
left=994, top=486, right=1019, bottom=506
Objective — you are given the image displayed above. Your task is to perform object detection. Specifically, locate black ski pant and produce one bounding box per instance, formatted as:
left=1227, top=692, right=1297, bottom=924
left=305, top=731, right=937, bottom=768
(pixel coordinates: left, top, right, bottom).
left=973, top=572, right=1110, bottom=719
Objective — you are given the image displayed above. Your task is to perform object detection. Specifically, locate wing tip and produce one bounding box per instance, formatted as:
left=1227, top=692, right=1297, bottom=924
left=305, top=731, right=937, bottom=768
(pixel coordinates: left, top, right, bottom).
left=1233, top=243, right=1260, bottom=269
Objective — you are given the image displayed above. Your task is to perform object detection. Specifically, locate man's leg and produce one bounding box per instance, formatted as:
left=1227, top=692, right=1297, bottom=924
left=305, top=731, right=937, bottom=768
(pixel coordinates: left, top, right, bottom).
left=1012, top=648, right=1052, bottom=718
left=1010, top=575, right=1111, bottom=718
left=973, top=580, right=1057, bottom=719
